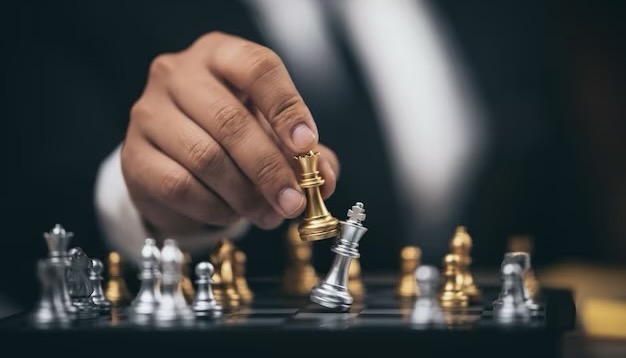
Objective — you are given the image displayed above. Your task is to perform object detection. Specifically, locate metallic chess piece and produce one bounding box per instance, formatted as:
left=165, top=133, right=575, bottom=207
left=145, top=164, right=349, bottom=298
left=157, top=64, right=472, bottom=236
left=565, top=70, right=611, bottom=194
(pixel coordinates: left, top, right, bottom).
left=439, top=253, right=469, bottom=308
left=310, top=202, right=368, bottom=311
left=67, top=247, right=99, bottom=319
left=89, top=258, right=112, bottom=312
left=282, top=221, right=319, bottom=296
left=154, top=239, right=195, bottom=322
left=507, top=235, right=541, bottom=300
left=192, top=261, right=222, bottom=316
left=33, top=259, right=72, bottom=324
left=493, top=262, right=530, bottom=323
left=295, top=151, right=339, bottom=241
left=233, top=250, right=253, bottom=304
left=210, top=239, right=240, bottom=309
left=104, top=252, right=131, bottom=306
left=494, top=252, right=540, bottom=311
left=129, top=238, right=161, bottom=316
left=43, top=224, right=77, bottom=314
left=449, top=226, right=481, bottom=300
left=395, top=246, right=421, bottom=298
left=411, top=265, right=445, bottom=325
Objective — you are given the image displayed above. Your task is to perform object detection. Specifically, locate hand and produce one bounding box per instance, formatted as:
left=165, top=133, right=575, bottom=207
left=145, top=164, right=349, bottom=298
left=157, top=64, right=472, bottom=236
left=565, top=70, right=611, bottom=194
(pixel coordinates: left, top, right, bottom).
left=121, top=32, right=339, bottom=235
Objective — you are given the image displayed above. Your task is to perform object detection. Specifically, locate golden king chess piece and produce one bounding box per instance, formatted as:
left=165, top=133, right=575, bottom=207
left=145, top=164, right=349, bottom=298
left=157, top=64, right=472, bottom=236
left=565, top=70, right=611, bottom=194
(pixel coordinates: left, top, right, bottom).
left=348, top=258, right=365, bottom=300
left=395, top=246, right=421, bottom=298
left=180, top=252, right=195, bottom=303
left=104, top=251, right=131, bottom=306
left=439, top=253, right=468, bottom=308
left=233, top=249, right=254, bottom=304
left=282, top=221, right=319, bottom=296
left=295, top=151, right=339, bottom=241
left=508, top=235, right=541, bottom=300
left=449, top=226, right=481, bottom=301
left=210, top=239, right=240, bottom=309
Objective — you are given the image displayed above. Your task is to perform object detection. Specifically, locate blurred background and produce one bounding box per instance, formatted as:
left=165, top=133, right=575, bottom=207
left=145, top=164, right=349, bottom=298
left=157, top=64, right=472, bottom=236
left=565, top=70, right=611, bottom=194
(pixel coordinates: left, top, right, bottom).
left=1, top=0, right=625, bottom=354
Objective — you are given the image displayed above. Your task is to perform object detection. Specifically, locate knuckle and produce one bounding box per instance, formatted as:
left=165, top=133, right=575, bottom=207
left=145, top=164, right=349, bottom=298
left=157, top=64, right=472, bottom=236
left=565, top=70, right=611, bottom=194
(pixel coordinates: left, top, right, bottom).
left=245, top=46, right=282, bottom=85
left=148, top=53, right=178, bottom=78
left=160, top=170, right=192, bottom=201
left=268, top=94, right=304, bottom=129
left=129, top=101, right=151, bottom=122
left=187, top=139, right=225, bottom=174
left=253, top=154, right=285, bottom=188
left=212, top=103, right=249, bottom=146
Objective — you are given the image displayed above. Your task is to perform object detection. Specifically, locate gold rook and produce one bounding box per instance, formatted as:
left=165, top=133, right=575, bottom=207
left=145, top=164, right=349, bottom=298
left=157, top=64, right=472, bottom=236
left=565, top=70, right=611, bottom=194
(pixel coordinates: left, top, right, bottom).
left=295, top=151, right=339, bottom=241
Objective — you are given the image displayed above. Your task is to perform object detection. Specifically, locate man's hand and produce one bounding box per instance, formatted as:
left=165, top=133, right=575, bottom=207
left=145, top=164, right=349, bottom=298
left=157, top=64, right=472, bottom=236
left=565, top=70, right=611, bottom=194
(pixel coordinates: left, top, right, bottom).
left=121, top=32, right=339, bottom=235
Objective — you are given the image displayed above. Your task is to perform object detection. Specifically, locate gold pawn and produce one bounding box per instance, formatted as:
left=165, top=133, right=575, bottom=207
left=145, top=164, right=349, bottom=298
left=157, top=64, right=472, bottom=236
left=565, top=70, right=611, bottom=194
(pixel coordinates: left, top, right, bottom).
left=295, top=151, right=339, bottom=241
left=282, top=221, right=319, bottom=296
left=180, top=252, right=195, bottom=303
left=439, top=253, right=468, bottom=308
left=395, top=246, right=421, bottom=298
left=104, top=252, right=131, bottom=306
left=233, top=249, right=254, bottom=304
left=210, top=239, right=240, bottom=309
left=348, top=258, right=365, bottom=300
left=449, top=226, right=481, bottom=300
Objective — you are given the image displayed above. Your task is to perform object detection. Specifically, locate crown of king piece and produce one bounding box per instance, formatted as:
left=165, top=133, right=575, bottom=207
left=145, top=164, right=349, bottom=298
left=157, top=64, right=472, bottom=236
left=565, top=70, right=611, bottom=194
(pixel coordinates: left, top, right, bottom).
left=43, top=224, right=74, bottom=257
left=347, top=202, right=366, bottom=224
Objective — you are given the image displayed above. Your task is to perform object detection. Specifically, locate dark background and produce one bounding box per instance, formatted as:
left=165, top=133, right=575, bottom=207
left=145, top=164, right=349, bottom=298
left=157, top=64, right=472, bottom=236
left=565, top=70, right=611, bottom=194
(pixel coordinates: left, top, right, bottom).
left=1, top=0, right=625, bottom=310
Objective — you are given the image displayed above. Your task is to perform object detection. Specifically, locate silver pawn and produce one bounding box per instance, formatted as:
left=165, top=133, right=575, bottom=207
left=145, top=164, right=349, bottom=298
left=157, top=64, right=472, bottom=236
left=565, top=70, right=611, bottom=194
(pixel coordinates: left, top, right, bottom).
left=311, top=202, right=368, bottom=311
left=493, top=262, right=530, bottom=323
left=191, top=261, right=222, bottom=317
left=493, top=252, right=539, bottom=310
left=67, top=247, right=99, bottom=319
left=411, top=265, right=444, bottom=325
left=43, top=224, right=77, bottom=314
left=89, top=258, right=111, bottom=312
left=154, top=239, right=194, bottom=323
left=33, top=259, right=71, bottom=324
left=129, top=238, right=162, bottom=316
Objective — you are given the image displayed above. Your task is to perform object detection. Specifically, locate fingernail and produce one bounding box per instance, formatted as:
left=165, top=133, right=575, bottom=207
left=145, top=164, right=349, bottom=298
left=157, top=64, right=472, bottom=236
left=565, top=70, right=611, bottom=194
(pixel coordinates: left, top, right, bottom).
left=278, top=187, right=305, bottom=217
left=291, top=124, right=317, bottom=151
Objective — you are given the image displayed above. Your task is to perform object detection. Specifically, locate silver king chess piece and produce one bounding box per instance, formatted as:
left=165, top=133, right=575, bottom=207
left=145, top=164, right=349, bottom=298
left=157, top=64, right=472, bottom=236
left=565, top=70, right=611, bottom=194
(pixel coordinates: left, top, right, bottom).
left=89, top=258, right=111, bottom=312
left=493, top=262, right=530, bottom=323
left=67, top=247, right=99, bottom=319
left=154, top=239, right=194, bottom=323
left=191, top=261, right=222, bottom=317
left=411, top=265, right=445, bottom=325
left=310, top=202, right=368, bottom=311
left=130, top=238, right=162, bottom=317
left=43, top=224, right=77, bottom=315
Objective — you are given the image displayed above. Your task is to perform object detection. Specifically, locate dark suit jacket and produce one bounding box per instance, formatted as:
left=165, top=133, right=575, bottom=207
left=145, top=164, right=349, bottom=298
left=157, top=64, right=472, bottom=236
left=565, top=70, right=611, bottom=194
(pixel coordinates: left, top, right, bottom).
left=4, top=0, right=621, bottom=307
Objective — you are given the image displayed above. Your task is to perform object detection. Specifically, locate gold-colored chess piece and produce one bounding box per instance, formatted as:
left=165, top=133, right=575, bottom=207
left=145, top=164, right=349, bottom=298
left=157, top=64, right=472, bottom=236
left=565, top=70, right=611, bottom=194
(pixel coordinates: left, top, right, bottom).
left=210, top=239, right=240, bottom=309
left=508, top=235, right=541, bottom=300
left=233, top=249, right=254, bottom=304
left=439, top=253, right=468, bottom=308
left=104, top=252, right=131, bottom=306
left=282, top=221, right=319, bottom=296
left=295, top=151, right=339, bottom=241
left=395, top=246, right=421, bottom=298
left=348, top=258, right=365, bottom=300
left=449, top=226, right=481, bottom=301
left=181, top=252, right=195, bottom=303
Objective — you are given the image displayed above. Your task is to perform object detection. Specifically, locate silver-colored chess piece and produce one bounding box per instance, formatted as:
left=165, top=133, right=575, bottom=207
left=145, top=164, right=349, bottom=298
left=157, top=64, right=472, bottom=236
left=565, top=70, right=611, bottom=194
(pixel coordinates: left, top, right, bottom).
left=129, top=238, right=162, bottom=317
left=89, top=258, right=112, bottom=312
left=191, top=261, right=222, bottom=317
left=493, top=252, right=539, bottom=311
left=33, top=259, right=72, bottom=324
left=154, top=239, right=194, bottom=323
left=311, top=202, right=368, bottom=311
left=493, top=262, right=530, bottom=322
left=410, top=265, right=445, bottom=325
left=43, top=224, right=77, bottom=315
left=67, top=247, right=99, bottom=319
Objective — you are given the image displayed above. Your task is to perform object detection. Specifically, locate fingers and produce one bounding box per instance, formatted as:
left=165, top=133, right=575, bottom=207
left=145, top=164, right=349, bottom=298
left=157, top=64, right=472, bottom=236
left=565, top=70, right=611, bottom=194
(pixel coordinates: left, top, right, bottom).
left=167, top=74, right=306, bottom=218
left=315, top=145, right=340, bottom=199
left=121, top=128, right=239, bottom=228
left=195, top=32, right=319, bottom=155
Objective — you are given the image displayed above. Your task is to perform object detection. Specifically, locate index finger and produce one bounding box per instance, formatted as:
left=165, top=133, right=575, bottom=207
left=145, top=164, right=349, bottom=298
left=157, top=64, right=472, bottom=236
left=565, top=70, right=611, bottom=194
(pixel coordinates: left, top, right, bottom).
left=196, top=32, right=319, bottom=155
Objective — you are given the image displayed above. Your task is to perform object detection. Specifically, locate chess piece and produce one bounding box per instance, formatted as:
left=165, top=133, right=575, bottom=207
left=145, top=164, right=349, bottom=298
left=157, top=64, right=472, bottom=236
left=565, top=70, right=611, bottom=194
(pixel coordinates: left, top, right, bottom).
left=508, top=235, right=541, bottom=300
left=181, top=252, right=195, bottom=303
left=233, top=249, right=253, bottom=304
left=210, top=239, right=240, bottom=309
left=493, top=262, right=530, bottom=322
left=67, top=247, right=99, bottom=318
left=104, top=251, right=131, bottom=306
left=494, top=252, right=540, bottom=311
left=129, top=238, right=161, bottom=316
left=395, top=246, right=421, bottom=298
left=43, top=224, right=77, bottom=314
left=449, top=226, right=481, bottom=300
left=282, top=221, right=319, bottom=296
left=154, top=239, right=194, bottom=322
left=311, top=202, right=368, bottom=311
left=295, top=151, right=339, bottom=241
left=439, top=253, right=468, bottom=308
left=33, top=259, right=72, bottom=324
left=411, top=265, right=444, bottom=325
left=192, top=261, right=222, bottom=316
left=348, top=258, right=365, bottom=300
left=89, top=258, right=112, bottom=312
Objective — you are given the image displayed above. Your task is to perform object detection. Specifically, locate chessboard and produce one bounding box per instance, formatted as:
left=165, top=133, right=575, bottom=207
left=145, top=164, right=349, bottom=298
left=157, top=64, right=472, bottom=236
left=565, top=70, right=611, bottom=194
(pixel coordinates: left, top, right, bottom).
left=0, top=278, right=575, bottom=358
